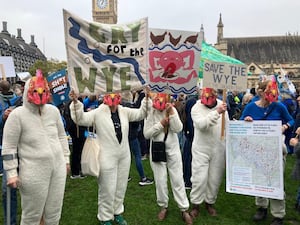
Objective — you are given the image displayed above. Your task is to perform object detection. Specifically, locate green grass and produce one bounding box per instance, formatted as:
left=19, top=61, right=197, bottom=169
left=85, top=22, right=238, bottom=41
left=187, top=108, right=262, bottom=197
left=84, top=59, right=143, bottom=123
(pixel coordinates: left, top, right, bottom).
left=1, top=154, right=300, bottom=225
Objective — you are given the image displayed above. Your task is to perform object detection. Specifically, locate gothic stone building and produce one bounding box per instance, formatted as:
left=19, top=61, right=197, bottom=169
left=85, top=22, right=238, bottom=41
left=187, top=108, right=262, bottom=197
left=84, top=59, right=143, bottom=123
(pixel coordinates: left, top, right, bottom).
left=214, top=14, right=300, bottom=89
left=0, top=21, right=46, bottom=83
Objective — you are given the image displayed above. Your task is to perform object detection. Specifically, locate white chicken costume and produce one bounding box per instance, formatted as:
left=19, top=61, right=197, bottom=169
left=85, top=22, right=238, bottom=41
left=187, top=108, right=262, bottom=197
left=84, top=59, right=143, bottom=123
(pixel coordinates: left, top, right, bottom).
left=2, top=72, right=70, bottom=225
left=70, top=95, right=149, bottom=222
left=143, top=97, right=190, bottom=212
left=189, top=97, right=229, bottom=210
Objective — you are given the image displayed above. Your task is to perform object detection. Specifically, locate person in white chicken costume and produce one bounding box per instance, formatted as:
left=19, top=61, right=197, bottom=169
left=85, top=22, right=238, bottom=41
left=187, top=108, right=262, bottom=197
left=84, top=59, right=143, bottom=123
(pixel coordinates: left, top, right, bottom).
left=69, top=89, right=150, bottom=225
left=189, top=87, right=228, bottom=218
left=2, top=69, right=70, bottom=225
left=143, top=93, right=193, bottom=225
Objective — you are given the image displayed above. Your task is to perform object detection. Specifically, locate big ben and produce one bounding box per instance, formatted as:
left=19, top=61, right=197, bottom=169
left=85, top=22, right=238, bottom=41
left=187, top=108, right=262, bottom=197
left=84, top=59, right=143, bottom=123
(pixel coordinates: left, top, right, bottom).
left=92, top=0, right=118, bottom=24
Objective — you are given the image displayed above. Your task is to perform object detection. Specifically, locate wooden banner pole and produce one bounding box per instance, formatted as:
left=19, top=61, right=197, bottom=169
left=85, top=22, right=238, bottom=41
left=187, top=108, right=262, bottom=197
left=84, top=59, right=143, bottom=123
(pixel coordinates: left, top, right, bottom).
left=0, top=64, right=6, bottom=80
left=221, top=89, right=227, bottom=140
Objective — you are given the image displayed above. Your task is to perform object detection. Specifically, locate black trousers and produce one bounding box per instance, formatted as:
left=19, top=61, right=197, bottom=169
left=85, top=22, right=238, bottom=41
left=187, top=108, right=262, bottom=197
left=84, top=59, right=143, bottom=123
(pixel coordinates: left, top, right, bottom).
left=70, top=133, right=86, bottom=175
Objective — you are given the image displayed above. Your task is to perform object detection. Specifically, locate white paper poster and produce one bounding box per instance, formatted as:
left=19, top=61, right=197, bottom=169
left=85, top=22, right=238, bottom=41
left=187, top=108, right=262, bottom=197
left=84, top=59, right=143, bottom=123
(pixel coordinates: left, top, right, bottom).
left=0, top=56, right=16, bottom=79
left=226, top=120, right=284, bottom=200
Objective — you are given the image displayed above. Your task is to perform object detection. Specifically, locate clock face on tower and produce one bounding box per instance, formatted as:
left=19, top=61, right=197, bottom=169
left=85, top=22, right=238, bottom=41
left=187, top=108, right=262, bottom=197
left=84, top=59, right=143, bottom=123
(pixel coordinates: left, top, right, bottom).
left=97, top=0, right=108, bottom=9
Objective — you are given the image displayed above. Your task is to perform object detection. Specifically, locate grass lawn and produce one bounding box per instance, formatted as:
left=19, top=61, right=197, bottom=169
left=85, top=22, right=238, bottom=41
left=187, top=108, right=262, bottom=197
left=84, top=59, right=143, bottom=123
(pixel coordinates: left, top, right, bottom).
left=1, top=154, right=300, bottom=225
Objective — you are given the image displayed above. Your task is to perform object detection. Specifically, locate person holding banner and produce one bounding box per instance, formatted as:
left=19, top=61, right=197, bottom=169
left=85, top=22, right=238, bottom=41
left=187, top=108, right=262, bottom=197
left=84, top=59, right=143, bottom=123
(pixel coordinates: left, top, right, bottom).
left=240, top=80, right=294, bottom=225
left=143, top=93, right=193, bottom=225
left=189, top=87, right=228, bottom=218
left=69, top=89, right=150, bottom=225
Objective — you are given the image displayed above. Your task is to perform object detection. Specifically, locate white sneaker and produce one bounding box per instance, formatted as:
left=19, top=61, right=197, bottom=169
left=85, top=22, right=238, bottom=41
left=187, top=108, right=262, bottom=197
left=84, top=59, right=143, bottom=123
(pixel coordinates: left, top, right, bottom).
left=141, top=155, right=148, bottom=160
left=70, top=174, right=86, bottom=179
left=139, top=177, right=154, bottom=186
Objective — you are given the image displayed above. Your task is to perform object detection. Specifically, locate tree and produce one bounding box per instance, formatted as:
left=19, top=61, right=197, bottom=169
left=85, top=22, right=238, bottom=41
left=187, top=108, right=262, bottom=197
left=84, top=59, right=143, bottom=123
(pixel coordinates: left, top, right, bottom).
left=29, top=59, right=67, bottom=76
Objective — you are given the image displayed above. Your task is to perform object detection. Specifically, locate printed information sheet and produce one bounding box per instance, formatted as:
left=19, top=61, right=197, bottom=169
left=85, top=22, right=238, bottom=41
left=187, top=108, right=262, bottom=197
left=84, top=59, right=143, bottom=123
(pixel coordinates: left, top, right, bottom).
left=226, top=120, right=284, bottom=200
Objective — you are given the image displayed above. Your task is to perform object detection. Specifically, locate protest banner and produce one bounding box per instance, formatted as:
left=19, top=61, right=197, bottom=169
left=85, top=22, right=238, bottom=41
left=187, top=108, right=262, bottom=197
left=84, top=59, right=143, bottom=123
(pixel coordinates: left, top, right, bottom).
left=63, top=9, right=148, bottom=95
left=202, top=60, right=247, bottom=91
left=199, top=41, right=244, bottom=79
left=148, top=28, right=202, bottom=95
left=203, top=59, right=248, bottom=138
left=0, top=56, right=16, bottom=80
left=16, top=72, right=31, bottom=82
left=47, top=69, right=70, bottom=106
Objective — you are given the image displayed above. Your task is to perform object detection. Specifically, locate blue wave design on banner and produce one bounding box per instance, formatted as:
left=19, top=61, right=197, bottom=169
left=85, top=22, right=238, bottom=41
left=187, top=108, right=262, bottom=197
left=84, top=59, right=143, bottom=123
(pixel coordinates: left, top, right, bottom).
left=68, top=16, right=146, bottom=85
left=149, top=84, right=198, bottom=95
left=149, top=44, right=201, bottom=52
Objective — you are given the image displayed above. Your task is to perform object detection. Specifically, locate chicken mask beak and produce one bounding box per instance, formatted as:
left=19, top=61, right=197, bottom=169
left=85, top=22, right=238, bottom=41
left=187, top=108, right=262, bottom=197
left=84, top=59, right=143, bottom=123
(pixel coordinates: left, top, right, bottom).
left=201, top=87, right=216, bottom=106
left=103, top=93, right=121, bottom=106
left=264, top=81, right=278, bottom=102
left=27, top=69, right=51, bottom=106
left=153, top=93, right=169, bottom=111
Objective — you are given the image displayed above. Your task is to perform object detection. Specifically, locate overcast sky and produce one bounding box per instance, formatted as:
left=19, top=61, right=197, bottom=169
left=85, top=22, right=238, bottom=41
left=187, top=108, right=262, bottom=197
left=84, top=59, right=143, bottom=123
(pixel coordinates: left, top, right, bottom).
left=1, top=0, right=299, bottom=61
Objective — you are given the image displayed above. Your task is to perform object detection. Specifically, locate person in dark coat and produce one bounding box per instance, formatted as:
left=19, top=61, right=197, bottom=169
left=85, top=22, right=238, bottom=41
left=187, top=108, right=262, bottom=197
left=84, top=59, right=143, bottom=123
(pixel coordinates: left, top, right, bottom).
left=64, top=98, right=87, bottom=179
left=289, top=127, right=300, bottom=213
left=182, top=95, right=197, bottom=189
left=121, top=90, right=153, bottom=186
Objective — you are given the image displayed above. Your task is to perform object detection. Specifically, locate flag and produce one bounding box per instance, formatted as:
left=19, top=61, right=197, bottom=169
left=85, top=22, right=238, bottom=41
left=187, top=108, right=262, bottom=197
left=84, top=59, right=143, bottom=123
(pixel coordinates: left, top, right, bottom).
left=63, top=9, right=148, bottom=95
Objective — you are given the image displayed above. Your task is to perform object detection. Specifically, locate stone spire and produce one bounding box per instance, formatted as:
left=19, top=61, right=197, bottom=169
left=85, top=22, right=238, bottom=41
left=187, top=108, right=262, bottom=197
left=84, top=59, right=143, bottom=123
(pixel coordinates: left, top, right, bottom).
left=217, top=13, right=224, bottom=43
left=200, top=24, right=205, bottom=43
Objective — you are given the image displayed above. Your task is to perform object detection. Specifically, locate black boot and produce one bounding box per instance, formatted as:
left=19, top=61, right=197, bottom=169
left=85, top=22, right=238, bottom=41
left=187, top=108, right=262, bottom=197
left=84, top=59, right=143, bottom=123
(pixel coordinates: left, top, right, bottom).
left=253, top=207, right=267, bottom=221
left=270, top=217, right=283, bottom=225
left=297, top=203, right=300, bottom=213
left=295, top=202, right=300, bottom=211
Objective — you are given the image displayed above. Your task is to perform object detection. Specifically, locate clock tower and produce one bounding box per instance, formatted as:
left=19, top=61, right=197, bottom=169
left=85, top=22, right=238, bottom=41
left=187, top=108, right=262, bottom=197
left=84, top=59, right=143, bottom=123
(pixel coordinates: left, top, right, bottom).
left=92, top=0, right=118, bottom=24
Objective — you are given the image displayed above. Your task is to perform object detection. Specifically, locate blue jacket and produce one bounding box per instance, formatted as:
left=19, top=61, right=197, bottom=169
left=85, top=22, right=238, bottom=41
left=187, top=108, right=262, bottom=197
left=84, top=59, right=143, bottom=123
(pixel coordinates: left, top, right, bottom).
left=0, top=93, right=20, bottom=147
left=240, top=101, right=294, bottom=127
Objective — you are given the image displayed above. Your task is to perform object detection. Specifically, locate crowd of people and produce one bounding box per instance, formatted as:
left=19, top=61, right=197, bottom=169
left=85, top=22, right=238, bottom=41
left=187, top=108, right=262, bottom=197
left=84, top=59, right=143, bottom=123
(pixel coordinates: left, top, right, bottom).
left=0, top=72, right=300, bottom=225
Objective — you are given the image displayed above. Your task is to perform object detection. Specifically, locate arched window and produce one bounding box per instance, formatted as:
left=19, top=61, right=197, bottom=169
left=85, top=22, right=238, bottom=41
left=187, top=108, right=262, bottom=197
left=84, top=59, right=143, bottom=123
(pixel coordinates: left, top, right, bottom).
left=249, top=66, right=256, bottom=73
left=288, top=71, right=295, bottom=78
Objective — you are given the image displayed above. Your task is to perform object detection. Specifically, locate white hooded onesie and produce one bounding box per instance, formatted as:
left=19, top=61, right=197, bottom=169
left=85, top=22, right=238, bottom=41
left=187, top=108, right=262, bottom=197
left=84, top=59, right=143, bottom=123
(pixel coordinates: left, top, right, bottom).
left=2, top=79, right=70, bottom=225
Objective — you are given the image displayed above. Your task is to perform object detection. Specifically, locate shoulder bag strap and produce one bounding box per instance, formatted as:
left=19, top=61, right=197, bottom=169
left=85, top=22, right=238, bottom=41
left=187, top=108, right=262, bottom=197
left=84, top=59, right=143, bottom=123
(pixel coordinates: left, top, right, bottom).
left=163, top=127, right=169, bottom=141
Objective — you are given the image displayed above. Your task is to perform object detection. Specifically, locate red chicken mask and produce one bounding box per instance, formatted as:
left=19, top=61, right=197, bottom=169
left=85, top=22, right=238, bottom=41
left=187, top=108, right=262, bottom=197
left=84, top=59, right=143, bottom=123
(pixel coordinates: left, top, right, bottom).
left=264, top=81, right=278, bottom=102
left=153, top=93, right=169, bottom=111
left=103, top=93, right=121, bottom=106
left=201, top=87, right=216, bottom=106
left=27, top=69, right=51, bottom=105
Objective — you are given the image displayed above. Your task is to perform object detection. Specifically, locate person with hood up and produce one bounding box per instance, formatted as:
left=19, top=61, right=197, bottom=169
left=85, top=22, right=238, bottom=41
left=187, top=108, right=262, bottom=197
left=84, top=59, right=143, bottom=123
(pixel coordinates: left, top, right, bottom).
left=2, top=69, right=70, bottom=225
left=189, top=87, right=228, bottom=218
left=143, top=93, right=193, bottom=225
left=69, top=89, right=150, bottom=225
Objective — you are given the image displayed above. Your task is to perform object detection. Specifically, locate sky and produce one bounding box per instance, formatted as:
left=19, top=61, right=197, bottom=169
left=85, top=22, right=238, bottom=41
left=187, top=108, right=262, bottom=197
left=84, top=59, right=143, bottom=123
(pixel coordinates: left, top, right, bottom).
left=1, top=0, right=299, bottom=61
